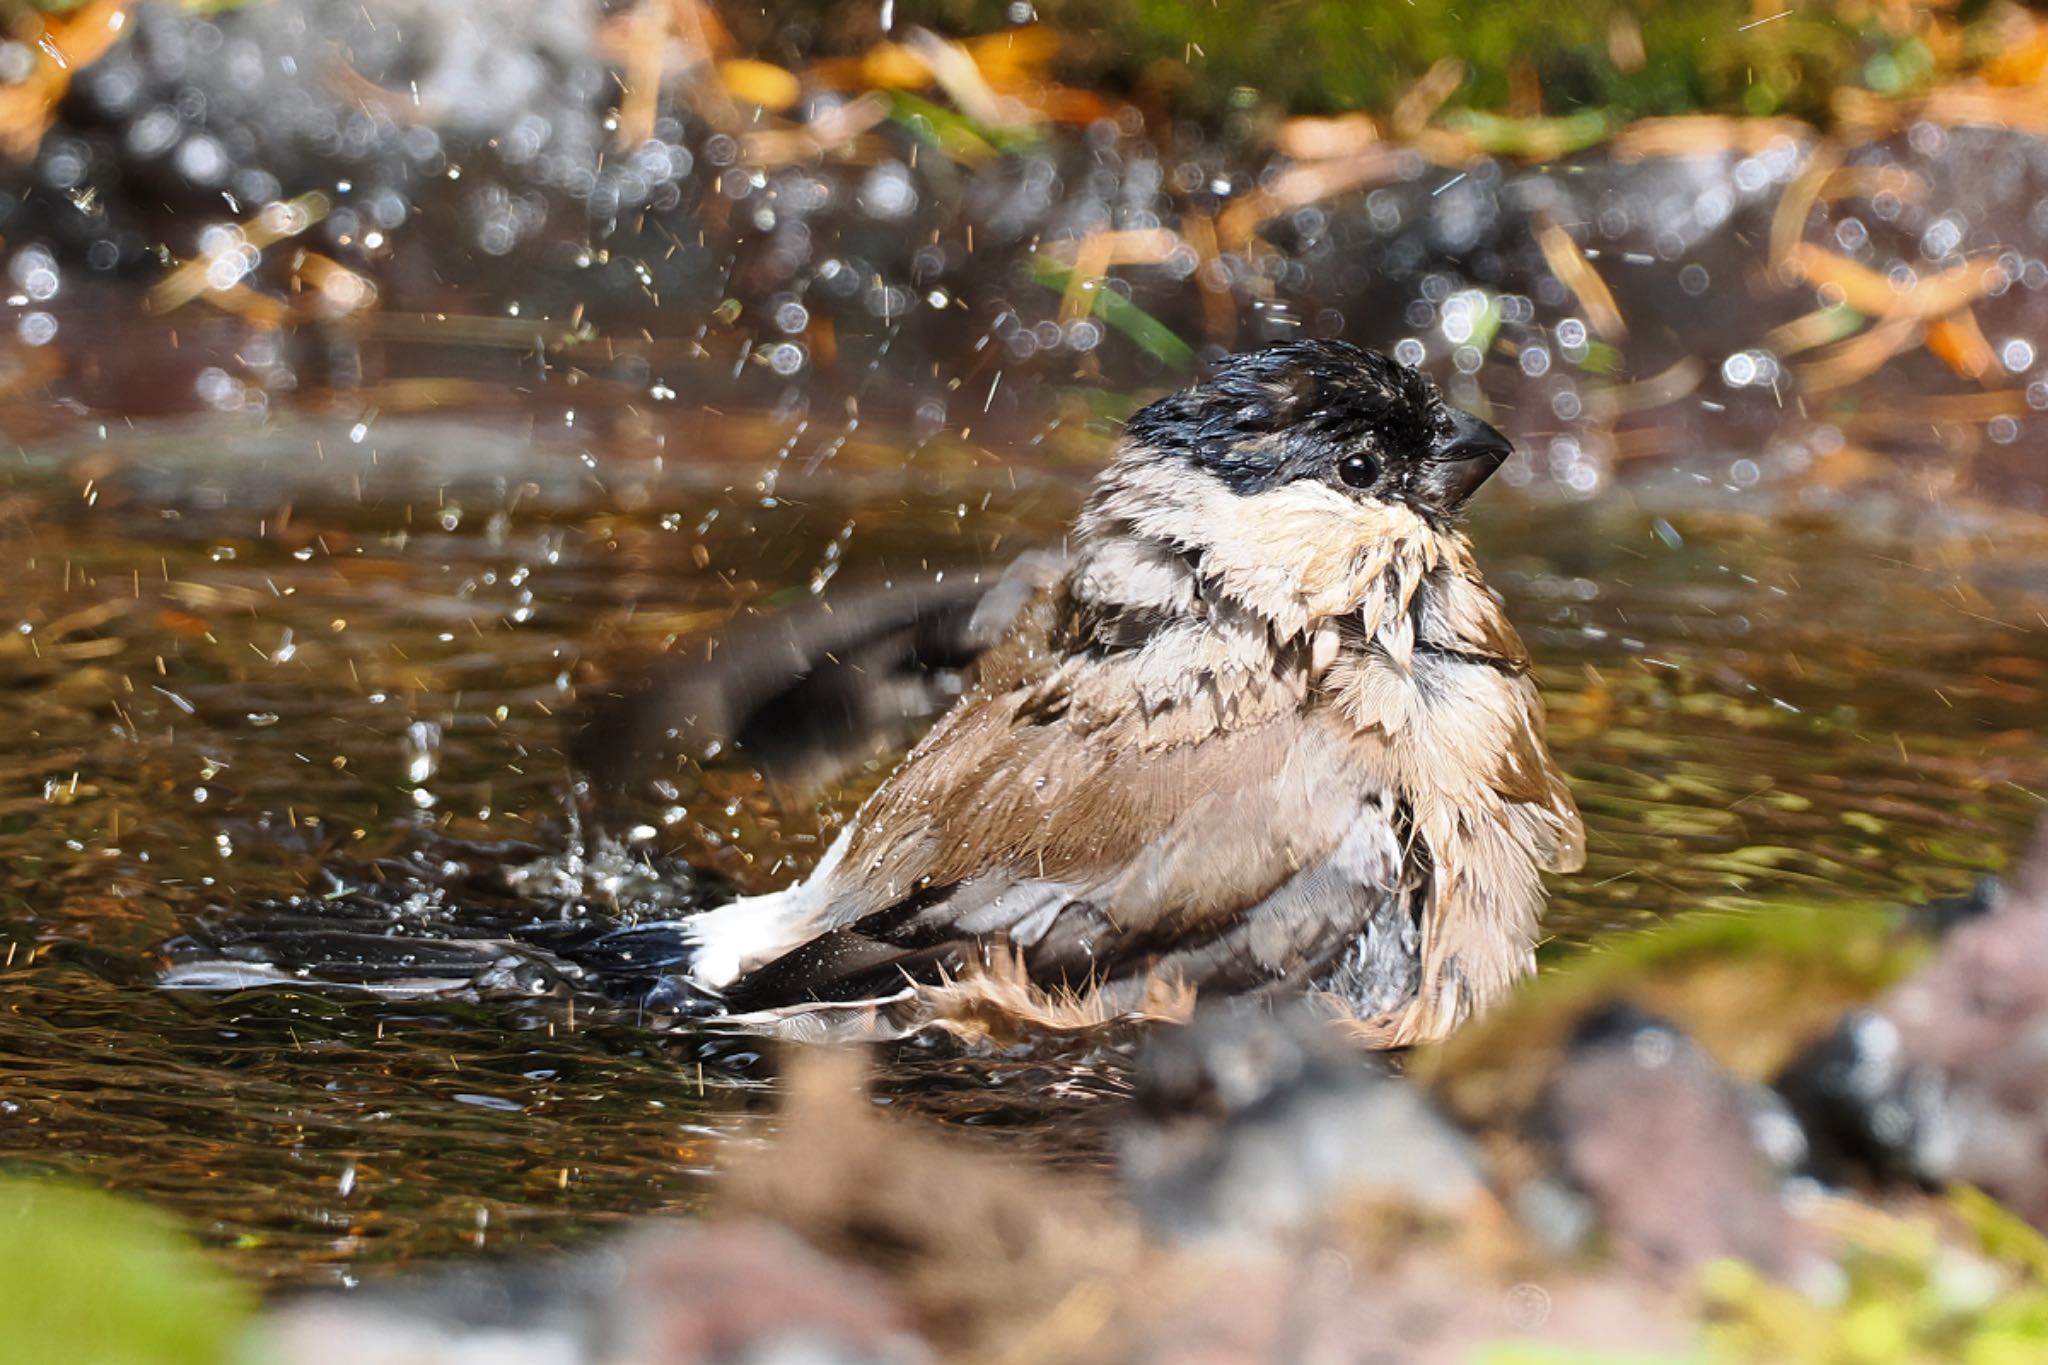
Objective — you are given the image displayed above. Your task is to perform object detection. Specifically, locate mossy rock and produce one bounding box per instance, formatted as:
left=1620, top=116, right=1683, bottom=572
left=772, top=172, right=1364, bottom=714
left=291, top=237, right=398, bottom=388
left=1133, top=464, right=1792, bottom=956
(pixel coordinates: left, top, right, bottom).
left=1416, top=901, right=1930, bottom=1130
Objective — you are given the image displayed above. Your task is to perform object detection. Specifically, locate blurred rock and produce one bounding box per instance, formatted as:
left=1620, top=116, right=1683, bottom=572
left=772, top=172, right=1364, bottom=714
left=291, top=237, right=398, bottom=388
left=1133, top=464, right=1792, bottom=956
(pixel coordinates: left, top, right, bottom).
left=1781, top=817, right=2048, bottom=1225
left=617, top=1222, right=923, bottom=1365
left=717, top=1048, right=1144, bottom=1357
left=259, top=1219, right=922, bottom=1365
left=1121, top=1005, right=1487, bottom=1244
left=1776, top=1007, right=1950, bottom=1187
left=249, top=1039, right=1704, bottom=1365
left=726, top=1045, right=1690, bottom=1364
left=1535, top=1002, right=1818, bottom=1280
left=1425, top=902, right=1914, bottom=1143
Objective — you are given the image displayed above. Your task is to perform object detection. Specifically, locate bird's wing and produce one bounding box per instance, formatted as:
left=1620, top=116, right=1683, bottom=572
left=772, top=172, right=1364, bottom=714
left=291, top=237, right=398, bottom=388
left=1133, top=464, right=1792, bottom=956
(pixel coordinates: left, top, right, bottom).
left=819, top=580, right=1342, bottom=911
left=1020, top=788, right=1418, bottom=1009
left=573, top=551, right=1066, bottom=796
left=1263, top=541, right=1585, bottom=1046
left=1491, top=666, right=1585, bottom=875
left=724, top=645, right=1421, bottom=1003
left=723, top=773, right=1418, bottom=1011
left=1327, top=571, right=1584, bottom=1045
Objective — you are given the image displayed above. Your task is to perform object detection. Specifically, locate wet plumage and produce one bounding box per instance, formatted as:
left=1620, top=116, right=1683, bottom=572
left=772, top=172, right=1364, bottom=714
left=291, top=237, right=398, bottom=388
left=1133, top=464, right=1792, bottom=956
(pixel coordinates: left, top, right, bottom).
left=679, top=340, right=1583, bottom=1045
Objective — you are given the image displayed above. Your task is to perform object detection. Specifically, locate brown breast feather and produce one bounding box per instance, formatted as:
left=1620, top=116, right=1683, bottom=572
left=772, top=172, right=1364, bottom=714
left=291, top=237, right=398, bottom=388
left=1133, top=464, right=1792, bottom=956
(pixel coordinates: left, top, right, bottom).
left=1332, top=546, right=1583, bottom=1044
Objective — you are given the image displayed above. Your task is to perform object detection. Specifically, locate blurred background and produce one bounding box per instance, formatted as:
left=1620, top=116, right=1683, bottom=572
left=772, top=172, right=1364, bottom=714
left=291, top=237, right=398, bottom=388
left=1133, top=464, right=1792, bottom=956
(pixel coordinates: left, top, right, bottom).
left=4, top=0, right=2048, bottom=503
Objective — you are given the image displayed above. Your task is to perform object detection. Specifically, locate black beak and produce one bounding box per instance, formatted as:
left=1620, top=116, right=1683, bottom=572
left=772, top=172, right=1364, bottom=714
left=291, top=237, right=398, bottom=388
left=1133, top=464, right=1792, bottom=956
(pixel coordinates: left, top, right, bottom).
left=1419, top=408, right=1513, bottom=509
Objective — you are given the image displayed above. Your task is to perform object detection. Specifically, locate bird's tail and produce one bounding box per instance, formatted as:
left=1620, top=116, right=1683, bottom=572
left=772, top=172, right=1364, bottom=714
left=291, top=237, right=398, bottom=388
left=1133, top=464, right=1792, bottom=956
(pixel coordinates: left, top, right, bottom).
left=670, top=827, right=859, bottom=989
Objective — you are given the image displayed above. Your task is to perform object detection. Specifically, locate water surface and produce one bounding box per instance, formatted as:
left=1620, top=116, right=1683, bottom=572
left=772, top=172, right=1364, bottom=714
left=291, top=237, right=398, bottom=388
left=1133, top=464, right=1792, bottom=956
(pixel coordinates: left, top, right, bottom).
left=2, top=409, right=2044, bottom=1284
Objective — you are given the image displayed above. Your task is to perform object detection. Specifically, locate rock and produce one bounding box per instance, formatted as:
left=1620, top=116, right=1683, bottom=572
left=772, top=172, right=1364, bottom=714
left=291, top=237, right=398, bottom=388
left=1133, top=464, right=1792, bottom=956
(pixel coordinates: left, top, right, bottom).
left=257, top=1219, right=922, bottom=1365
left=611, top=1221, right=924, bottom=1365
left=1781, top=817, right=2048, bottom=1226
left=1120, top=1004, right=1487, bottom=1244
left=716, top=1049, right=1143, bottom=1357
left=1536, top=1003, right=1818, bottom=1281
left=252, top=1039, right=1703, bottom=1365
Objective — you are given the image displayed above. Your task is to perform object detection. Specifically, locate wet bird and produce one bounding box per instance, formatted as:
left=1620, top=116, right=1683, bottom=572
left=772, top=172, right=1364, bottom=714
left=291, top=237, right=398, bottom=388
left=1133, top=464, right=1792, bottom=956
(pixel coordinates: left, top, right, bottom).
left=676, top=339, right=1583, bottom=1045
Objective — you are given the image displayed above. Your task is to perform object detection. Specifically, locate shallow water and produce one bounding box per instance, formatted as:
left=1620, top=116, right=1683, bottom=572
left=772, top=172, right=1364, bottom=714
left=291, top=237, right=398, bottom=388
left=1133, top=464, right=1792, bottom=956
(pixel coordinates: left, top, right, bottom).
left=2, top=408, right=2044, bottom=1286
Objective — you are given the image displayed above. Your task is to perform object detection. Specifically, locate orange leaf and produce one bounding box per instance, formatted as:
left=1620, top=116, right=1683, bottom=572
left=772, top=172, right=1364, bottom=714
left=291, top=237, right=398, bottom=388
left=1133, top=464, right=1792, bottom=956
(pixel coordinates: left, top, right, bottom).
left=718, top=59, right=801, bottom=112
left=1925, top=308, right=1994, bottom=382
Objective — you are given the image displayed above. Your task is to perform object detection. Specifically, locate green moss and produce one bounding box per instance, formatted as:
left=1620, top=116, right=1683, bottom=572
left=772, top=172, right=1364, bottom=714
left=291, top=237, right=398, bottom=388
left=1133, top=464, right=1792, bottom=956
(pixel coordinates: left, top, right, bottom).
left=0, top=1178, right=252, bottom=1365
left=890, top=0, right=1883, bottom=122
left=1703, top=1192, right=2048, bottom=1363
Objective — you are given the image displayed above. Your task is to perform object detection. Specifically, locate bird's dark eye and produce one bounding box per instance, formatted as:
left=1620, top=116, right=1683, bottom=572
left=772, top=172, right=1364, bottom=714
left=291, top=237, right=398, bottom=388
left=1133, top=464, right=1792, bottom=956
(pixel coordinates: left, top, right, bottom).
left=1337, top=453, right=1379, bottom=489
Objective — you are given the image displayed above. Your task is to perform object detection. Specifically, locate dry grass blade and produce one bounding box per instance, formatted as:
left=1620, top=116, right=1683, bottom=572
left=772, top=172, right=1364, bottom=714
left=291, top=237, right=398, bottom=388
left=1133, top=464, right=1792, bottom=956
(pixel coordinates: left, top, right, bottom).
left=1818, top=163, right=1926, bottom=205
left=1216, top=147, right=1402, bottom=249
left=1181, top=212, right=1238, bottom=343
left=1783, top=244, right=2004, bottom=320
left=1852, top=389, right=2033, bottom=426
left=1050, top=230, right=1182, bottom=324
left=1798, top=310, right=1920, bottom=390
left=290, top=252, right=378, bottom=319
left=146, top=194, right=331, bottom=316
left=1802, top=441, right=1888, bottom=490
left=1764, top=306, right=1867, bottom=357
left=1830, top=86, right=1906, bottom=140
left=1925, top=306, right=1996, bottom=382
left=0, top=0, right=129, bottom=161
left=1391, top=57, right=1466, bottom=139
left=1533, top=215, right=1627, bottom=341
left=1277, top=114, right=1381, bottom=161
left=719, top=59, right=802, bottom=112
left=1770, top=139, right=1844, bottom=269
left=906, top=27, right=1033, bottom=133
left=740, top=91, right=891, bottom=166
left=1920, top=83, right=2048, bottom=136
left=1582, top=357, right=1704, bottom=421
left=600, top=0, right=741, bottom=134
left=613, top=0, right=671, bottom=149
left=1609, top=115, right=1811, bottom=161
left=1837, top=76, right=2048, bottom=142
left=1043, top=229, right=1183, bottom=270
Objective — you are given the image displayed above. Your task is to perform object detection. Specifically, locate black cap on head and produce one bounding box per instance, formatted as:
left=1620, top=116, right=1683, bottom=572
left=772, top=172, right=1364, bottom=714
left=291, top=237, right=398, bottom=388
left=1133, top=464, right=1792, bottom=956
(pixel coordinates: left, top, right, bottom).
left=1122, top=340, right=1512, bottom=517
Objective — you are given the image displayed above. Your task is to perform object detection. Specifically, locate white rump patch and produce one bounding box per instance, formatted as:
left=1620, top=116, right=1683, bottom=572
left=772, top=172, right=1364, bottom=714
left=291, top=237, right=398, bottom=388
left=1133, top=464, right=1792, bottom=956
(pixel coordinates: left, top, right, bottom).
left=683, top=826, right=855, bottom=987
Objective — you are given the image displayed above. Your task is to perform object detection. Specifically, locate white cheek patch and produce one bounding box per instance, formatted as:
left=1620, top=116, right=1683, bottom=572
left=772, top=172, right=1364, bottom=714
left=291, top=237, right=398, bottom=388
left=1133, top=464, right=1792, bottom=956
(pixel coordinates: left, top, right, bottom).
left=1088, top=459, right=1440, bottom=639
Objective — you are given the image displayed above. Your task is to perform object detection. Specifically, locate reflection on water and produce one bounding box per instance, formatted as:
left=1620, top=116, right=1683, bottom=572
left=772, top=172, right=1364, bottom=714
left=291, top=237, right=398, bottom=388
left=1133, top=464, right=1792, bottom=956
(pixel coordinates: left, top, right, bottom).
left=1, top=411, right=2044, bottom=1285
